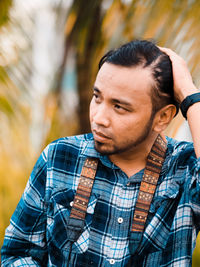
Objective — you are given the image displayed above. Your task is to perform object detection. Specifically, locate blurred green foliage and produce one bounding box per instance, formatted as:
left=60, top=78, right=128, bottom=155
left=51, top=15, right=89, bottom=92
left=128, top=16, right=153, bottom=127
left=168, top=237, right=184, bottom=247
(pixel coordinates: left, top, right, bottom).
left=0, top=0, right=12, bottom=27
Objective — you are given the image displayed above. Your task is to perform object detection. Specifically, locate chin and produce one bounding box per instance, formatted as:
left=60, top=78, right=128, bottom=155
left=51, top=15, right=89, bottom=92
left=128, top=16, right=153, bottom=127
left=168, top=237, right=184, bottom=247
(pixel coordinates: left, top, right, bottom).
left=94, top=141, right=114, bottom=155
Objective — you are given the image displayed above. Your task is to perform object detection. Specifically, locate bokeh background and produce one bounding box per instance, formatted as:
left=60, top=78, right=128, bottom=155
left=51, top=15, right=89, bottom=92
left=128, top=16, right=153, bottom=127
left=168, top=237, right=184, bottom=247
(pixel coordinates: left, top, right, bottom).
left=0, top=0, right=200, bottom=265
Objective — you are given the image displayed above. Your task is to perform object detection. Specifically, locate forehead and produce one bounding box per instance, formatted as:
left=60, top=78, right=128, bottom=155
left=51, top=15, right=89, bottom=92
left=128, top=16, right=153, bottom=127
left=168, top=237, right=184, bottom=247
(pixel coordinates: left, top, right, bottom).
left=95, top=63, right=154, bottom=104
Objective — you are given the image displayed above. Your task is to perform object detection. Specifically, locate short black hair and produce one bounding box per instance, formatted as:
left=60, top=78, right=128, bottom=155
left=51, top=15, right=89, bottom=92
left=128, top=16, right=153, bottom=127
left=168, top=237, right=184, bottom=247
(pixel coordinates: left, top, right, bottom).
left=99, top=40, right=179, bottom=116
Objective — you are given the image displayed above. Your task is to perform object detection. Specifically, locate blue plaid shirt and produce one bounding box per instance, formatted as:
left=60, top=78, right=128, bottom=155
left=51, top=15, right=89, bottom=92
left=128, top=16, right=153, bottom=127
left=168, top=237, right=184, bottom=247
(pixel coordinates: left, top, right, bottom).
left=1, top=133, right=200, bottom=266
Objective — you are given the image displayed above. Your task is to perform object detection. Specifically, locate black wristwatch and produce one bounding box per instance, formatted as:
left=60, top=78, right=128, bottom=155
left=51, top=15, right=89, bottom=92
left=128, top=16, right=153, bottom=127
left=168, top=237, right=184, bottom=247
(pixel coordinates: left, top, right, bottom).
left=180, top=92, right=200, bottom=119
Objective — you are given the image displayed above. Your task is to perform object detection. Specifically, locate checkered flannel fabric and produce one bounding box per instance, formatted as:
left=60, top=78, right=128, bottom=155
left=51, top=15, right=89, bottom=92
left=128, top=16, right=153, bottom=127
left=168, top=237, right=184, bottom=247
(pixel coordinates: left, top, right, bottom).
left=1, top=134, right=200, bottom=266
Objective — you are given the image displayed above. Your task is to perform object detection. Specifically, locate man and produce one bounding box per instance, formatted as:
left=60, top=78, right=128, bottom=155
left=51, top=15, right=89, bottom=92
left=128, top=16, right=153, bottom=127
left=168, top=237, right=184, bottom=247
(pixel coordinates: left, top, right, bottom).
left=1, top=40, right=200, bottom=266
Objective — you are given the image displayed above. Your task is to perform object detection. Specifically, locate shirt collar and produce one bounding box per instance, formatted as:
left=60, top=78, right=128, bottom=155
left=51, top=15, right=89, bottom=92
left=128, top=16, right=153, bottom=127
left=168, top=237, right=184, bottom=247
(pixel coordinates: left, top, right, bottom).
left=80, top=133, right=171, bottom=173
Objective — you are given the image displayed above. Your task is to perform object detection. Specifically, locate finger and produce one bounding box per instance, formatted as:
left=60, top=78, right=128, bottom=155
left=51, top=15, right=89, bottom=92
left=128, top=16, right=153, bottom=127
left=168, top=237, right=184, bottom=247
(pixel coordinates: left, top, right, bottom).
left=158, top=46, right=178, bottom=57
left=158, top=46, right=185, bottom=63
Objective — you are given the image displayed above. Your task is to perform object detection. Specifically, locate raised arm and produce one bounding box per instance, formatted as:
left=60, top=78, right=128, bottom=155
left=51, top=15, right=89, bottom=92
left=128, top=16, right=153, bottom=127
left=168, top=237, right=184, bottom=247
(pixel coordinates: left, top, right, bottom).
left=160, top=47, right=200, bottom=158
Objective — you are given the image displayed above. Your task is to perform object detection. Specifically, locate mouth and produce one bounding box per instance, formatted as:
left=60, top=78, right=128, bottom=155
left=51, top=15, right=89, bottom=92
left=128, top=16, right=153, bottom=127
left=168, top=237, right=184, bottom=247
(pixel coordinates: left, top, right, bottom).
left=92, top=129, right=111, bottom=142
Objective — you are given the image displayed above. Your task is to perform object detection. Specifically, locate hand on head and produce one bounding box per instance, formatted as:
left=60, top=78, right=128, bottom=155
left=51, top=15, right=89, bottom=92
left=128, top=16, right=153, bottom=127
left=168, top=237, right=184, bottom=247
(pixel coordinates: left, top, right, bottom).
left=158, top=46, right=198, bottom=103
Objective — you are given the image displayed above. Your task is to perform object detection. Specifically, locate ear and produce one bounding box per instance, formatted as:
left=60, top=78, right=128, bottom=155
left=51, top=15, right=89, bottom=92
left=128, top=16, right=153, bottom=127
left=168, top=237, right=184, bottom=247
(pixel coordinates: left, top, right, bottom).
left=152, top=104, right=177, bottom=133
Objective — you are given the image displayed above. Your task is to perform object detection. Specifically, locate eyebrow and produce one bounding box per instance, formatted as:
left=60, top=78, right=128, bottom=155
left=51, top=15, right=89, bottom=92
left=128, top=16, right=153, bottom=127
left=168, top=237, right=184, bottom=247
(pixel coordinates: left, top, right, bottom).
left=93, top=87, right=133, bottom=108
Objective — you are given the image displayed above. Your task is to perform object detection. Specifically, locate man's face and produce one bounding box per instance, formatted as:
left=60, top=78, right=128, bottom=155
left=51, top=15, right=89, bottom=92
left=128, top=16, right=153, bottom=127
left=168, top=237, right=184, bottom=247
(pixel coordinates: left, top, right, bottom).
left=90, top=62, right=155, bottom=156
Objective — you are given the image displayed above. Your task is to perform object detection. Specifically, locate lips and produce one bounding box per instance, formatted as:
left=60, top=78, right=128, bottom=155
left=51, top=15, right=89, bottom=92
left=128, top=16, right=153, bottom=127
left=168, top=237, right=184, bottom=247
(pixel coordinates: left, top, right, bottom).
left=92, top=129, right=111, bottom=142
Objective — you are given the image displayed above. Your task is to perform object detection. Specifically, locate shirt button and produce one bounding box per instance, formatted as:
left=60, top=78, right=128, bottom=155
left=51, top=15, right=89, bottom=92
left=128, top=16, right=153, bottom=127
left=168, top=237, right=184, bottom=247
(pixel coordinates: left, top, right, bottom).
left=70, top=201, right=74, bottom=207
left=109, top=259, right=115, bottom=265
left=118, top=217, right=123, bottom=224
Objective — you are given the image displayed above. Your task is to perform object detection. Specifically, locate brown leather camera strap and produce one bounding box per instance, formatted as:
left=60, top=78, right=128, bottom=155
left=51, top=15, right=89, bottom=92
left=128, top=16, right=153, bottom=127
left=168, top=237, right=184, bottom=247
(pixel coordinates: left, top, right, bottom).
left=70, top=157, right=98, bottom=220
left=131, top=134, right=167, bottom=232
left=69, top=134, right=167, bottom=237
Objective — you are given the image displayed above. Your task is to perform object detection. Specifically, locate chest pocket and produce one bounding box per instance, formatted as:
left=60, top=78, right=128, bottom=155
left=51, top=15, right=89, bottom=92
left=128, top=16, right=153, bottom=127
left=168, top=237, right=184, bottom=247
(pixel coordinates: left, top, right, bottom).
left=138, top=181, right=181, bottom=254
left=47, top=187, right=99, bottom=254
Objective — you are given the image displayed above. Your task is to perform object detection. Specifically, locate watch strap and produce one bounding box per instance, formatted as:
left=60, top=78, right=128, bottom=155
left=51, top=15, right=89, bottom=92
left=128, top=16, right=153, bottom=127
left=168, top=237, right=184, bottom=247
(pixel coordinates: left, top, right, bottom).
left=180, top=92, right=200, bottom=119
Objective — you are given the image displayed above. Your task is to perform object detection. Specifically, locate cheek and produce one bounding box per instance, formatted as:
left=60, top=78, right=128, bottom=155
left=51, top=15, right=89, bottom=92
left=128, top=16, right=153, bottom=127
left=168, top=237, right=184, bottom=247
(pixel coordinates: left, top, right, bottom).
left=89, top=100, right=95, bottom=119
left=114, top=118, right=141, bottom=136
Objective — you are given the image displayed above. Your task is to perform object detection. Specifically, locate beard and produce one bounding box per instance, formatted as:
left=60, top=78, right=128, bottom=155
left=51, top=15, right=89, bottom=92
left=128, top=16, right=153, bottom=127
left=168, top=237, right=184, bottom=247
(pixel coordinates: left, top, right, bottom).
left=93, top=114, right=154, bottom=155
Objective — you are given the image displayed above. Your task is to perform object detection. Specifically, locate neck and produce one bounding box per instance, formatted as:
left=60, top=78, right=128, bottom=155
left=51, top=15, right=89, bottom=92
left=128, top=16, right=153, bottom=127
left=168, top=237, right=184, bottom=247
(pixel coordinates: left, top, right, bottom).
left=109, top=133, right=158, bottom=177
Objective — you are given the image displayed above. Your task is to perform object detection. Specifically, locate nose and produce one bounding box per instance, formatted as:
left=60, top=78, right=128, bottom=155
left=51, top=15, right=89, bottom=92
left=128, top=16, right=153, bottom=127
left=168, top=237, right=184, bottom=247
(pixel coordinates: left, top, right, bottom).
left=91, top=103, right=110, bottom=128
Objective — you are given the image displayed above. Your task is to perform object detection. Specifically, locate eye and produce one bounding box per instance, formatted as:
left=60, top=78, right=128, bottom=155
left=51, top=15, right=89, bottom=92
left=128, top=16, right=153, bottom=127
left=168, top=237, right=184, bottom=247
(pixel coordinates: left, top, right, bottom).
left=93, top=93, right=101, bottom=103
left=114, top=104, right=127, bottom=113
left=114, top=104, right=122, bottom=110
left=93, top=93, right=98, bottom=98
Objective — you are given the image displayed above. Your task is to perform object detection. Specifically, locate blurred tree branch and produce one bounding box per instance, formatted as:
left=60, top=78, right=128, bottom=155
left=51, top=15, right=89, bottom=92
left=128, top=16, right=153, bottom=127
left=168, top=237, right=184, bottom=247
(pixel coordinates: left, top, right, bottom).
left=55, top=0, right=104, bottom=133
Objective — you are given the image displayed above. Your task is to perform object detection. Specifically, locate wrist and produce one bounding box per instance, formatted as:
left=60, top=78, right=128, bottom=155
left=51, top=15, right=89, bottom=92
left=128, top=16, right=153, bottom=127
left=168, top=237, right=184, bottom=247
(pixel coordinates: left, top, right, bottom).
left=178, top=87, right=198, bottom=103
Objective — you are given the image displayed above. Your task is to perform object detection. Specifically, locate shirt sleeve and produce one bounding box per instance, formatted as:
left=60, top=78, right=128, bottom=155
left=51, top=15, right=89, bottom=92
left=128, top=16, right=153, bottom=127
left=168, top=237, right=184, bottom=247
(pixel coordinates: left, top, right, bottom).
left=189, top=157, right=200, bottom=230
left=1, top=146, right=49, bottom=266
